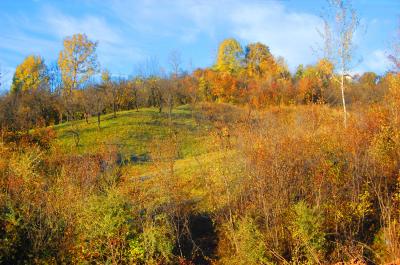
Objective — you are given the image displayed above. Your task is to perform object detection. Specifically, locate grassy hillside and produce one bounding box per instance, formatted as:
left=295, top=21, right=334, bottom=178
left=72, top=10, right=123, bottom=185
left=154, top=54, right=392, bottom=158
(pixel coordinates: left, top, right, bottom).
left=54, top=106, right=210, bottom=156
left=52, top=105, right=218, bottom=177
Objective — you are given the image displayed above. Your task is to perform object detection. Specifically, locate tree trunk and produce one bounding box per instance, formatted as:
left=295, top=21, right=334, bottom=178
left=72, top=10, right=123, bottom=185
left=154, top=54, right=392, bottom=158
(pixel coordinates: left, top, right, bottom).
left=134, top=94, right=139, bottom=112
left=340, top=73, right=347, bottom=128
left=97, top=112, right=101, bottom=130
left=159, top=99, right=163, bottom=113
left=113, top=101, right=116, bottom=118
left=168, top=95, right=173, bottom=126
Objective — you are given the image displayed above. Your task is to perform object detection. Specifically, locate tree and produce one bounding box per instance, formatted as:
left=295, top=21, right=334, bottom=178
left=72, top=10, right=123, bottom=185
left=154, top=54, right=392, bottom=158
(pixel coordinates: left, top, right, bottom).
left=295, top=64, right=305, bottom=81
left=215, top=38, right=244, bottom=74
left=245, top=42, right=275, bottom=78
left=321, top=0, right=359, bottom=127
left=131, top=78, right=143, bottom=111
left=147, top=77, right=164, bottom=113
left=85, top=85, right=107, bottom=129
left=296, top=59, right=333, bottom=104
left=11, top=55, right=47, bottom=93
left=388, top=20, right=399, bottom=72
left=47, top=61, right=62, bottom=93
left=58, top=34, right=99, bottom=96
left=359, top=72, right=378, bottom=87
left=166, top=50, right=183, bottom=124
left=101, top=69, right=118, bottom=118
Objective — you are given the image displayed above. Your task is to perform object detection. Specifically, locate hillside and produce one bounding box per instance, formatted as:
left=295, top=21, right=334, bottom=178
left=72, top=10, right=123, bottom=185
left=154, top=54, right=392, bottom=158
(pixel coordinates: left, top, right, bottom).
left=0, top=0, right=399, bottom=262
left=52, top=106, right=206, bottom=170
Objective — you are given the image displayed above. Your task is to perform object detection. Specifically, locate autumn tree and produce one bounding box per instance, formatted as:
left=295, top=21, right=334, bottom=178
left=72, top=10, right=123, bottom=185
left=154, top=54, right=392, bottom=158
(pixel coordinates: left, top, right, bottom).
left=245, top=42, right=276, bottom=78
left=11, top=55, right=47, bottom=93
left=193, top=68, right=216, bottom=102
left=215, top=38, right=244, bottom=74
left=85, top=85, right=107, bottom=129
left=131, top=78, right=143, bottom=111
left=297, top=59, right=333, bottom=103
left=146, top=77, right=164, bottom=113
left=58, top=33, right=99, bottom=96
left=101, top=69, right=119, bottom=118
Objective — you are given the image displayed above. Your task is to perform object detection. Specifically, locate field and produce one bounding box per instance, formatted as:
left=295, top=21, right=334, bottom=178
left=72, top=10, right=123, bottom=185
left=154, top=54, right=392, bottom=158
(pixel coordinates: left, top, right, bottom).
left=53, top=106, right=207, bottom=156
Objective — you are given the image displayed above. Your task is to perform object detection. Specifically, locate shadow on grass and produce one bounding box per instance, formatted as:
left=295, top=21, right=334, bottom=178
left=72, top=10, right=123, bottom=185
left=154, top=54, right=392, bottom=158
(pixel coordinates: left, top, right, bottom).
left=117, top=152, right=151, bottom=166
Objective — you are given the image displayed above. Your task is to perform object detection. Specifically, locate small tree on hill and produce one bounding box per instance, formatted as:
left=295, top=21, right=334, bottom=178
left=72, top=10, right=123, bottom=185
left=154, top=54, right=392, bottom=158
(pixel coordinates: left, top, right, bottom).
left=321, top=0, right=359, bottom=127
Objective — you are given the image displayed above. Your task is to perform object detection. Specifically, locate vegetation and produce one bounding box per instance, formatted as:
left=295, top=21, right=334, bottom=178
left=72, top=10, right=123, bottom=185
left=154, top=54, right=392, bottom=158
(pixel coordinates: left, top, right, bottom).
left=1, top=1, right=400, bottom=264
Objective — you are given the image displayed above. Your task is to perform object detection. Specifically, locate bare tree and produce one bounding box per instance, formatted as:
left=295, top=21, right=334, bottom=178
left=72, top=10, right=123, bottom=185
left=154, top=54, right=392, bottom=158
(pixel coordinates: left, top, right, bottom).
left=169, top=50, right=182, bottom=79
left=88, top=85, right=107, bottom=130
left=388, top=19, right=400, bottom=72
left=102, top=70, right=119, bottom=118
left=321, top=0, right=359, bottom=127
left=166, top=50, right=182, bottom=124
left=130, top=78, right=142, bottom=111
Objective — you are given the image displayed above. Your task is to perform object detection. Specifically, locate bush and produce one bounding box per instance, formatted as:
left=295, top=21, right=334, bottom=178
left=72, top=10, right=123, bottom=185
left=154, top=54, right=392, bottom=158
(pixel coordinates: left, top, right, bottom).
left=290, top=201, right=326, bottom=264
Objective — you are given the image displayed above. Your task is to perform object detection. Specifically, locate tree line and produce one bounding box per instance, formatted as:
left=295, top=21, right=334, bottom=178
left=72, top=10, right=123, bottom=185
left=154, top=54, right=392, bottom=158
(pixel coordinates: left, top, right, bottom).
left=0, top=31, right=397, bottom=134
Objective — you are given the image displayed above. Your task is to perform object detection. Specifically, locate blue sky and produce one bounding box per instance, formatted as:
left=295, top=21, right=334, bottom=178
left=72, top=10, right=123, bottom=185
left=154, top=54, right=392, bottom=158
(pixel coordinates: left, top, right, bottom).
left=0, top=0, right=399, bottom=90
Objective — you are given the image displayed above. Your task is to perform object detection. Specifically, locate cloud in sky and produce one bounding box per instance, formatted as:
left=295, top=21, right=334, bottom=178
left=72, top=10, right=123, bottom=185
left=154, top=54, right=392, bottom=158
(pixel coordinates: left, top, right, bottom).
left=43, top=8, right=122, bottom=44
left=361, top=49, right=390, bottom=73
left=42, top=6, right=145, bottom=72
left=0, top=0, right=397, bottom=90
left=228, top=1, right=323, bottom=70
left=106, top=0, right=324, bottom=68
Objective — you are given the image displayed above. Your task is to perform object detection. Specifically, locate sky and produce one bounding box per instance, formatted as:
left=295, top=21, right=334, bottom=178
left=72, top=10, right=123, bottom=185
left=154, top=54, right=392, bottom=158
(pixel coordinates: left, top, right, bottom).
left=0, top=0, right=399, bottom=91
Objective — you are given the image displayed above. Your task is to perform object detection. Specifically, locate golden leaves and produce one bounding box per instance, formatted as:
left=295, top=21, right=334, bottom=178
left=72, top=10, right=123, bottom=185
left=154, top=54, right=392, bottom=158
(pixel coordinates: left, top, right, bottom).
left=58, top=33, right=99, bottom=93
left=11, top=55, right=45, bottom=93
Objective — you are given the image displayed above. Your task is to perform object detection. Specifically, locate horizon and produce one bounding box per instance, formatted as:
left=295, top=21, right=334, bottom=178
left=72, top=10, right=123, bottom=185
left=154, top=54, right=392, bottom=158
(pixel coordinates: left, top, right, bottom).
left=0, top=0, right=399, bottom=91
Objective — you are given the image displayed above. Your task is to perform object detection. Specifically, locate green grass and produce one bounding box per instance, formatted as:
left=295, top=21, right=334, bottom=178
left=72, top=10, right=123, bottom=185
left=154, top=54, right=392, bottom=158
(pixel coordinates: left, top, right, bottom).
left=53, top=105, right=212, bottom=168
left=52, top=104, right=244, bottom=209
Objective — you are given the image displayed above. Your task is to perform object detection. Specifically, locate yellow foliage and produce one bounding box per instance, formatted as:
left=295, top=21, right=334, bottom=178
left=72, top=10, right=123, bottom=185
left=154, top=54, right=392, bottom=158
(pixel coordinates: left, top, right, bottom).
left=215, top=38, right=243, bottom=74
left=11, top=55, right=46, bottom=93
left=58, top=33, right=98, bottom=94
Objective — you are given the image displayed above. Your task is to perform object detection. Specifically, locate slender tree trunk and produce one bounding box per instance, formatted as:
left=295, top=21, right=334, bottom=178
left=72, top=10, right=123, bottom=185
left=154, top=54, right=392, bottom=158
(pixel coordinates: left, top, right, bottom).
left=113, top=86, right=117, bottom=118
left=168, top=95, right=173, bottom=126
left=134, top=91, right=139, bottom=112
left=97, top=112, right=101, bottom=130
left=340, top=72, right=347, bottom=128
left=158, top=97, right=163, bottom=113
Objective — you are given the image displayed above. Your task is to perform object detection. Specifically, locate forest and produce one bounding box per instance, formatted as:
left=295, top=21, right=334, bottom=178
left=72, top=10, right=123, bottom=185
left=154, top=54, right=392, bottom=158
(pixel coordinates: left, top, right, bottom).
left=0, top=0, right=400, bottom=264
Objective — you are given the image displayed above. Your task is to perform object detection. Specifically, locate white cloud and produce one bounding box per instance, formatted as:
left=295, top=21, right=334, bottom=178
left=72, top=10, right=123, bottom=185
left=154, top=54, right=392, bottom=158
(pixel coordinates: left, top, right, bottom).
left=107, top=0, right=221, bottom=42
left=107, top=0, right=324, bottom=70
left=228, top=1, right=323, bottom=71
left=0, top=65, right=15, bottom=92
left=42, top=7, right=145, bottom=72
left=360, top=49, right=390, bottom=73
left=43, top=7, right=122, bottom=44
left=0, top=5, right=147, bottom=88
left=0, top=33, right=58, bottom=56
